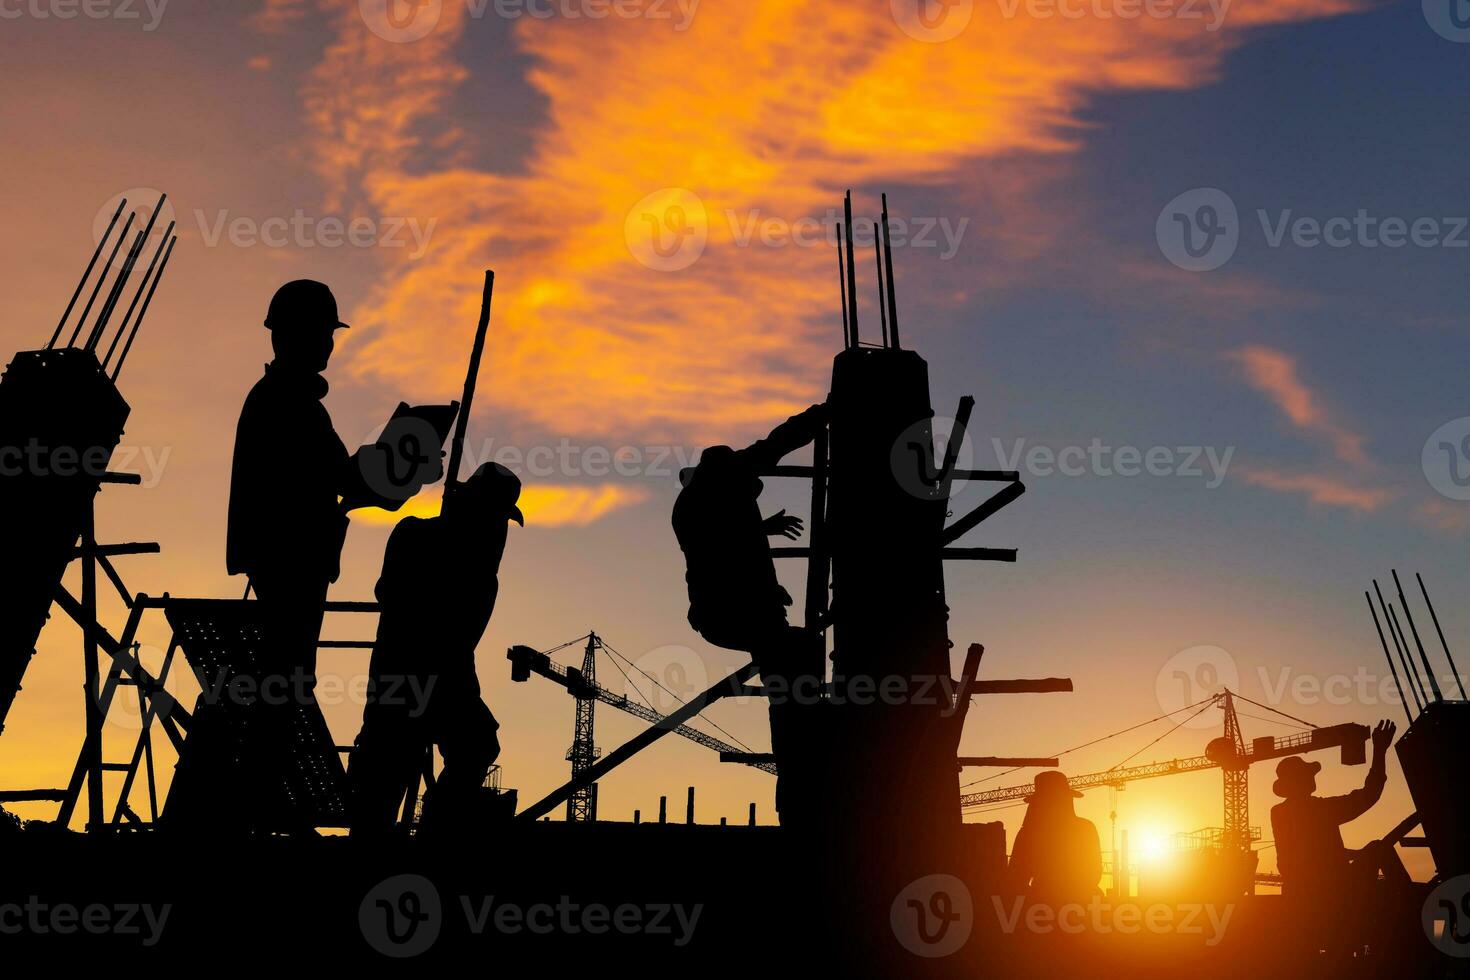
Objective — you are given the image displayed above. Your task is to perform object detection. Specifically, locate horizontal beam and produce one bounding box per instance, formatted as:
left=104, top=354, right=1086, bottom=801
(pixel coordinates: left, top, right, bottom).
left=132, top=596, right=382, bottom=614
left=100, top=471, right=143, bottom=485
left=761, top=466, right=1021, bottom=483
left=0, top=789, right=68, bottom=803
left=317, top=640, right=375, bottom=649
left=720, top=752, right=777, bottom=766
left=942, top=548, right=1017, bottom=562
left=74, top=542, right=160, bottom=559
left=969, top=678, right=1073, bottom=695
left=957, top=757, right=1059, bottom=768
left=774, top=547, right=1019, bottom=562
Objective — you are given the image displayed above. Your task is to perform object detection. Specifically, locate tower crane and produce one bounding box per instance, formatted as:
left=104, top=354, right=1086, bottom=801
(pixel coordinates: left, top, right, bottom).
left=509, top=634, right=775, bottom=823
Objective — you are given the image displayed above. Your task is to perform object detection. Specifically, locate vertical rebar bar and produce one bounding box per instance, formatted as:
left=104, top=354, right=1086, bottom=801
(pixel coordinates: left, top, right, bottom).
left=67, top=211, right=136, bottom=348
left=843, top=191, right=859, bottom=345
left=85, top=230, right=144, bottom=353
left=1388, top=602, right=1428, bottom=708
left=874, top=229, right=889, bottom=348
left=836, top=224, right=850, bottom=349
left=1417, top=573, right=1467, bottom=699
left=881, top=193, right=901, bottom=349
left=1367, top=591, right=1415, bottom=723
left=89, top=194, right=167, bottom=352
left=1375, top=581, right=1425, bottom=709
left=50, top=198, right=126, bottom=349
left=102, top=221, right=175, bottom=370
left=1394, top=569, right=1443, bottom=702
left=111, top=235, right=176, bottom=382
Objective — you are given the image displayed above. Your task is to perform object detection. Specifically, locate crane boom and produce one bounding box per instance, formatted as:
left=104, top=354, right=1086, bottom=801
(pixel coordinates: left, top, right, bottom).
left=962, top=718, right=1368, bottom=810
left=963, top=755, right=1218, bottom=808
left=509, top=644, right=777, bottom=775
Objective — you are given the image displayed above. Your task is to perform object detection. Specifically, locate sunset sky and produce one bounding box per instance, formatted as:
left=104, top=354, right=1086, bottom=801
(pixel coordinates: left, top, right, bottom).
left=2, top=0, right=1467, bottom=883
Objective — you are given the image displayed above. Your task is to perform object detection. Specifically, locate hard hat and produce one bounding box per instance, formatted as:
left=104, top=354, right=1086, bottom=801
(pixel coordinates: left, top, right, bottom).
left=461, top=462, right=525, bottom=526
left=264, top=280, right=351, bottom=331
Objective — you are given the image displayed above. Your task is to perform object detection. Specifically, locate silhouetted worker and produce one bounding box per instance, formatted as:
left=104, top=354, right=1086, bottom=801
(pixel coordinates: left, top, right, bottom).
left=348, top=463, right=523, bottom=837
left=673, top=404, right=826, bottom=824
left=1271, top=720, right=1408, bottom=909
left=673, top=404, right=827, bottom=683
left=228, top=280, right=367, bottom=691
left=1008, top=771, right=1103, bottom=906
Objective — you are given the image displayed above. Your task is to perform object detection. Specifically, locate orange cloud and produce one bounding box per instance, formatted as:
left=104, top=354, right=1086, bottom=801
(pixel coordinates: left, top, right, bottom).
left=1237, top=467, right=1396, bottom=513
left=353, top=482, right=651, bottom=527
left=1226, top=345, right=1367, bottom=466
left=276, top=0, right=1367, bottom=445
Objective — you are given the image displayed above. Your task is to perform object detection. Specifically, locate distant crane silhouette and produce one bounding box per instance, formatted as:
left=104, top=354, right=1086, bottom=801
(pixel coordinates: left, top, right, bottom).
left=509, top=633, right=776, bottom=823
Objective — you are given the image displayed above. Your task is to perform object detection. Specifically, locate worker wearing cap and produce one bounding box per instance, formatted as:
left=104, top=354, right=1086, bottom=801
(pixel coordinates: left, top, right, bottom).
left=1271, top=719, right=1408, bottom=908
left=348, top=462, right=523, bottom=837
left=1007, top=770, right=1102, bottom=907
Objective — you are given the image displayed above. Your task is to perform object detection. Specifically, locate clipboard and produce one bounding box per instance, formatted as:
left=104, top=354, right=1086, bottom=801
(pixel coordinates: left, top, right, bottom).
left=355, top=400, right=460, bottom=511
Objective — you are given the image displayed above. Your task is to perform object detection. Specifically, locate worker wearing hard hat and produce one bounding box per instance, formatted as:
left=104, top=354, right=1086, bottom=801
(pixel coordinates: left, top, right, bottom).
left=228, top=281, right=363, bottom=682
left=348, top=462, right=523, bottom=837
left=228, top=281, right=438, bottom=681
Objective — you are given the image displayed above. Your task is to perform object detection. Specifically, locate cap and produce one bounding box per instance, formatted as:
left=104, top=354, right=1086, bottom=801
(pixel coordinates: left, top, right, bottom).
left=265, top=280, right=351, bottom=332
left=1272, top=756, right=1321, bottom=798
left=461, top=462, right=525, bottom=526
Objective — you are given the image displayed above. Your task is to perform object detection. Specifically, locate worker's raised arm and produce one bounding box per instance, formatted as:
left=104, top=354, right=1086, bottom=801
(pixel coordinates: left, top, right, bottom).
left=1324, top=719, right=1394, bottom=824
left=738, top=403, right=829, bottom=471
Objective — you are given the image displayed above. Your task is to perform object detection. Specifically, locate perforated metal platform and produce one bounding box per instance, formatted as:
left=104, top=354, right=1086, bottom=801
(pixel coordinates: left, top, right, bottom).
left=162, top=598, right=349, bottom=830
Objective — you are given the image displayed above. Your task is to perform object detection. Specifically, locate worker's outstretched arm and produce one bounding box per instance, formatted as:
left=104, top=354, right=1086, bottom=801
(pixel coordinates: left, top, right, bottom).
left=739, top=403, right=828, bottom=470
left=1325, top=719, right=1395, bottom=824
